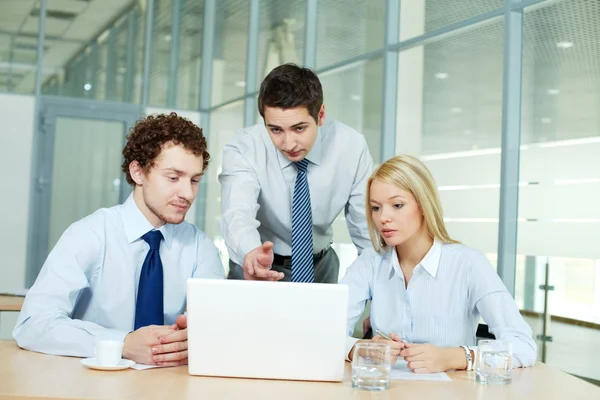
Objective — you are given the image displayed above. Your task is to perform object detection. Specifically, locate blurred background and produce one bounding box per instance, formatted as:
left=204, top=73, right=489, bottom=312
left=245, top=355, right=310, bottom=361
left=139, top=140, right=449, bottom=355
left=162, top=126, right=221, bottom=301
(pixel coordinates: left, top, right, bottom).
left=0, top=0, right=599, bottom=384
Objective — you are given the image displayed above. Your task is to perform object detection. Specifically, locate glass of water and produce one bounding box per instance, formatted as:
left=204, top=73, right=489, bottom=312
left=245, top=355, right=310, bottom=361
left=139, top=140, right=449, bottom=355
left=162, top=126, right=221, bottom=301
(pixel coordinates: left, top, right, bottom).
left=351, top=342, right=392, bottom=391
left=476, top=339, right=513, bottom=385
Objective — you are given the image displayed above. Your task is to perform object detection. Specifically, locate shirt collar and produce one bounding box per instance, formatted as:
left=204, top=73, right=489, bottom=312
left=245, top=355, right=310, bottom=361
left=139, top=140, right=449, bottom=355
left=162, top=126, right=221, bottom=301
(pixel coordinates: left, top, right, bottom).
left=275, top=124, right=323, bottom=169
left=388, top=238, right=443, bottom=280
left=304, top=125, right=323, bottom=166
left=119, top=194, right=174, bottom=249
left=419, top=238, right=443, bottom=278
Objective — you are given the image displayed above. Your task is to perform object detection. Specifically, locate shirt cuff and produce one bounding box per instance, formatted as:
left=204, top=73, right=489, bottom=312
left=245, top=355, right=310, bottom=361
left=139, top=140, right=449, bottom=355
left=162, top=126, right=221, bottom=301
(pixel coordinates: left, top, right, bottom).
left=345, top=336, right=360, bottom=361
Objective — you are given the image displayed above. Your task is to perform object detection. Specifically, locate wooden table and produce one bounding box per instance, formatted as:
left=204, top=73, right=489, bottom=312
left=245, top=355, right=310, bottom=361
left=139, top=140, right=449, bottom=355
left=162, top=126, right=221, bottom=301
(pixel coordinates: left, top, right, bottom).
left=0, top=295, right=24, bottom=312
left=1, top=341, right=598, bottom=400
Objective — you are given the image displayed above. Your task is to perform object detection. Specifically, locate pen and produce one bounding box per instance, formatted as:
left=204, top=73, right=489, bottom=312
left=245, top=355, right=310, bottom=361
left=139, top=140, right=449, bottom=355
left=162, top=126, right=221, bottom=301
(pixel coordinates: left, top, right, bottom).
left=374, top=328, right=393, bottom=341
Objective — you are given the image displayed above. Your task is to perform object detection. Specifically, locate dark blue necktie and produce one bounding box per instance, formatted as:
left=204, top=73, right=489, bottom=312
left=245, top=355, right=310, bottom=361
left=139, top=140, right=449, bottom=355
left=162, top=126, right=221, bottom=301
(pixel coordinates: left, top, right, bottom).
left=134, top=230, right=164, bottom=329
left=291, top=159, right=314, bottom=283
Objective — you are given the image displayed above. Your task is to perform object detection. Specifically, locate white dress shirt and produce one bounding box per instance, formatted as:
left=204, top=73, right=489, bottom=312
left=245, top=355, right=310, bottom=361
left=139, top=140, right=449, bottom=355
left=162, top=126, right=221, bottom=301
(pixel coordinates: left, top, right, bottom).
left=219, top=118, right=374, bottom=265
left=341, top=239, right=537, bottom=367
left=13, top=195, right=224, bottom=358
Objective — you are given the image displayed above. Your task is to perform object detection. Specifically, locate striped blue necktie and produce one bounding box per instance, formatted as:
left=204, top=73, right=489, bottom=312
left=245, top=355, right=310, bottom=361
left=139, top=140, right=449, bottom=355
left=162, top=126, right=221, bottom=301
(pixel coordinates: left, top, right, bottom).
left=291, top=159, right=314, bottom=283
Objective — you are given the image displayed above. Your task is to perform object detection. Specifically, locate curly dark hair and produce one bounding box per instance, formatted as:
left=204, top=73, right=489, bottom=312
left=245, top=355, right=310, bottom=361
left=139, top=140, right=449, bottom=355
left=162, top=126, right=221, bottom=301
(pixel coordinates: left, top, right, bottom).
left=258, top=63, right=323, bottom=123
left=121, top=113, right=210, bottom=185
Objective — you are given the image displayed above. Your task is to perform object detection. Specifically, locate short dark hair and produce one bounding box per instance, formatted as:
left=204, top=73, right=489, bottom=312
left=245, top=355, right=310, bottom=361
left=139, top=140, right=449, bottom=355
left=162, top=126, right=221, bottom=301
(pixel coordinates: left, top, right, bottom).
left=257, top=63, right=324, bottom=123
left=121, top=113, right=210, bottom=185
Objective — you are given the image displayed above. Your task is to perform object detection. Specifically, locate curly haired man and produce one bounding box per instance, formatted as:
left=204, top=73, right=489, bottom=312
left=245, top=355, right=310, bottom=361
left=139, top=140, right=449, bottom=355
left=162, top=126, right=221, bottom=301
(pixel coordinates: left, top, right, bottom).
left=13, top=113, right=279, bottom=366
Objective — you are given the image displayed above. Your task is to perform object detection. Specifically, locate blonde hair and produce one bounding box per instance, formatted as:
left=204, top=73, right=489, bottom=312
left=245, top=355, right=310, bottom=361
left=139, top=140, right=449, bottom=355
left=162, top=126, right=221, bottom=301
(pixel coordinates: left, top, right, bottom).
left=366, top=154, right=459, bottom=253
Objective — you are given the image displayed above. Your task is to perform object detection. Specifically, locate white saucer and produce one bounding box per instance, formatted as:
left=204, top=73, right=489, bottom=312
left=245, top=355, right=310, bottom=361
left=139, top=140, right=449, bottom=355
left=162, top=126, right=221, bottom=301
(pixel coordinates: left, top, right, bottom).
left=81, top=357, right=135, bottom=371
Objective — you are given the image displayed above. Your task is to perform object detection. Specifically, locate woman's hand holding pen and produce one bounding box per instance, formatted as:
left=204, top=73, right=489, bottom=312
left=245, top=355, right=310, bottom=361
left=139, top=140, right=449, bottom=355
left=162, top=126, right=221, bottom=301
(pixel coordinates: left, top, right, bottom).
left=372, top=331, right=405, bottom=363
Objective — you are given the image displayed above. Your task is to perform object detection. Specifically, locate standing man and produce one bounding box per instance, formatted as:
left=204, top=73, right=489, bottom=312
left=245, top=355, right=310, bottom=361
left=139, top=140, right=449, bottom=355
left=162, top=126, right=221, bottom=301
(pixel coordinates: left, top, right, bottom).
left=220, top=63, right=374, bottom=283
left=14, top=113, right=280, bottom=366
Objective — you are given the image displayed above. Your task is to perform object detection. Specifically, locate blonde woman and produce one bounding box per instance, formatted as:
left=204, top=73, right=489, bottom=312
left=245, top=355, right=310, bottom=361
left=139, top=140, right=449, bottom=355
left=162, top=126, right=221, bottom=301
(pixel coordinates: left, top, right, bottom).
left=341, top=155, right=536, bottom=372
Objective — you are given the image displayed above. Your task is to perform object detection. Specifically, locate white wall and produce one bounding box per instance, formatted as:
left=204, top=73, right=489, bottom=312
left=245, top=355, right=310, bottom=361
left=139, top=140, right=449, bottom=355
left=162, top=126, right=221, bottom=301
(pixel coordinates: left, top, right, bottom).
left=0, top=94, right=35, bottom=290
left=0, top=93, right=35, bottom=339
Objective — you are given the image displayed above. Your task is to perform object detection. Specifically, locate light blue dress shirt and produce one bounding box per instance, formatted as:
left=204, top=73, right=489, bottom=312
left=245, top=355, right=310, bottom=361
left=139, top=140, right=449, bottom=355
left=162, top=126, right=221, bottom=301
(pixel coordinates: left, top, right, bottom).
left=13, top=195, right=224, bottom=357
left=341, top=239, right=537, bottom=367
left=219, top=118, right=374, bottom=265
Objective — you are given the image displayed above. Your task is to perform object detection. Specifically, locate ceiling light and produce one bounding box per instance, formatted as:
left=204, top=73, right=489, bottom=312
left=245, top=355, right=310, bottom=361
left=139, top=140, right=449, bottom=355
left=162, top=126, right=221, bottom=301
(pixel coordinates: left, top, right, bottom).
left=164, top=34, right=172, bottom=41
left=84, top=83, right=92, bottom=91
left=546, top=89, right=560, bottom=95
left=421, top=148, right=501, bottom=161
left=234, top=81, right=246, bottom=87
left=434, top=72, right=448, bottom=79
left=556, top=41, right=573, bottom=49
left=451, top=107, right=462, bottom=114
left=350, top=95, right=361, bottom=101
left=540, top=118, right=552, bottom=124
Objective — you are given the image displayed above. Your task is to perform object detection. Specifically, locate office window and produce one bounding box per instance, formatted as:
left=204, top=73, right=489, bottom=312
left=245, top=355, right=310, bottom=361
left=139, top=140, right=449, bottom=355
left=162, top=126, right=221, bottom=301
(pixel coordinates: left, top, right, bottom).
left=148, top=0, right=176, bottom=107
left=258, top=0, right=305, bottom=80
left=399, top=0, right=504, bottom=41
left=396, top=19, right=504, bottom=265
left=320, top=57, right=384, bottom=164
left=320, top=57, right=384, bottom=279
left=0, top=1, right=42, bottom=94
left=204, top=102, right=245, bottom=271
left=316, top=0, right=385, bottom=68
left=148, top=0, right=203, bottom=109
left=204, top=102, right=244, bottom=239
left=176, top=0, right=204, bottom=110
left=212, top=0, right=249, bottom=106
left=517, top=0, right=600, bottom=380
left=41, top=2, right=146, bottom=103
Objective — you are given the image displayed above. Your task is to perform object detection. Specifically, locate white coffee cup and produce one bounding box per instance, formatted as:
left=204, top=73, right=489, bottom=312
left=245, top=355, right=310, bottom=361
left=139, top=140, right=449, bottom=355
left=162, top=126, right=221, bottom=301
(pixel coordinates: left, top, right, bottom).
left=95, top=340, right=123, bottom=366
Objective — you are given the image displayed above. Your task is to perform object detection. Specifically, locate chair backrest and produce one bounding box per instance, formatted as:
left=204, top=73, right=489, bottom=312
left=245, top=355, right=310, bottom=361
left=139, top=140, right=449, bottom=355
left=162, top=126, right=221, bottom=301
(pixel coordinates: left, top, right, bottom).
left=476, top=323, right=496, bottom=340
left=364, top=323, right=496, bottom=341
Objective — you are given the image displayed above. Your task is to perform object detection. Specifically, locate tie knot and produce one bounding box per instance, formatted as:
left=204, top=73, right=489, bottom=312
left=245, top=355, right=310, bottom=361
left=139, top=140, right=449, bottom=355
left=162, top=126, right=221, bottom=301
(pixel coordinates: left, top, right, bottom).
left=294, top=159, right=309, bottom=173
left=142, top=230, right=163, bottom=250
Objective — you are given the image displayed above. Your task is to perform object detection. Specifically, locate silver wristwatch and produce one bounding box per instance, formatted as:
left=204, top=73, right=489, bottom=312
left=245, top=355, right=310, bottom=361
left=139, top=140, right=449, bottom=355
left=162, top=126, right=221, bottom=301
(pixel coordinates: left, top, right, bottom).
left=459, top=345, right=473, bottom=371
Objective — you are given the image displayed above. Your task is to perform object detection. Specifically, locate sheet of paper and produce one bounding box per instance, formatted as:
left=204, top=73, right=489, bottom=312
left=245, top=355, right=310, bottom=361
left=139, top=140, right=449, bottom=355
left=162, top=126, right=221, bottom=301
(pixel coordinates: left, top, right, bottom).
left=130, top=363, right=162, bottom=371
left=390, top=360, right=451, bottom=382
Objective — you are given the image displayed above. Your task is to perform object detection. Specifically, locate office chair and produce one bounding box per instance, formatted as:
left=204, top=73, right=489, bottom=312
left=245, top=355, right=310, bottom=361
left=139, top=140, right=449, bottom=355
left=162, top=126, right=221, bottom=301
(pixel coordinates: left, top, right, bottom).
left=364, top=324, right=496, bottom=341
left=476, top=323, right=496, bottom=340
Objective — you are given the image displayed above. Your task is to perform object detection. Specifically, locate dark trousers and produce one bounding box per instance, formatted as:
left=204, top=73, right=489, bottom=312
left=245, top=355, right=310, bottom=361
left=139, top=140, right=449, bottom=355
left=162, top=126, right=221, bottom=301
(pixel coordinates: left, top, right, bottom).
left=227, top=246, right=340, bottom=283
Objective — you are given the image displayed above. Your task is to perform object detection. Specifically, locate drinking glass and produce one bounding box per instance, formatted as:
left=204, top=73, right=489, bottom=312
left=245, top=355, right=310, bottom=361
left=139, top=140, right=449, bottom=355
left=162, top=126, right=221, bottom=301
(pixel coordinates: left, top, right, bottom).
left=476, top=339, right=512, bottom=385
left=351, top=342, right=392, bottom=391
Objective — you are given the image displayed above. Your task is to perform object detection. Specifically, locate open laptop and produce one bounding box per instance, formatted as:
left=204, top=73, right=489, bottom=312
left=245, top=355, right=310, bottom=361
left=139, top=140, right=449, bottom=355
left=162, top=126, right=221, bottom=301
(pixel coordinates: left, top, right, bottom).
left=187, top=279, right=348, bottom=382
